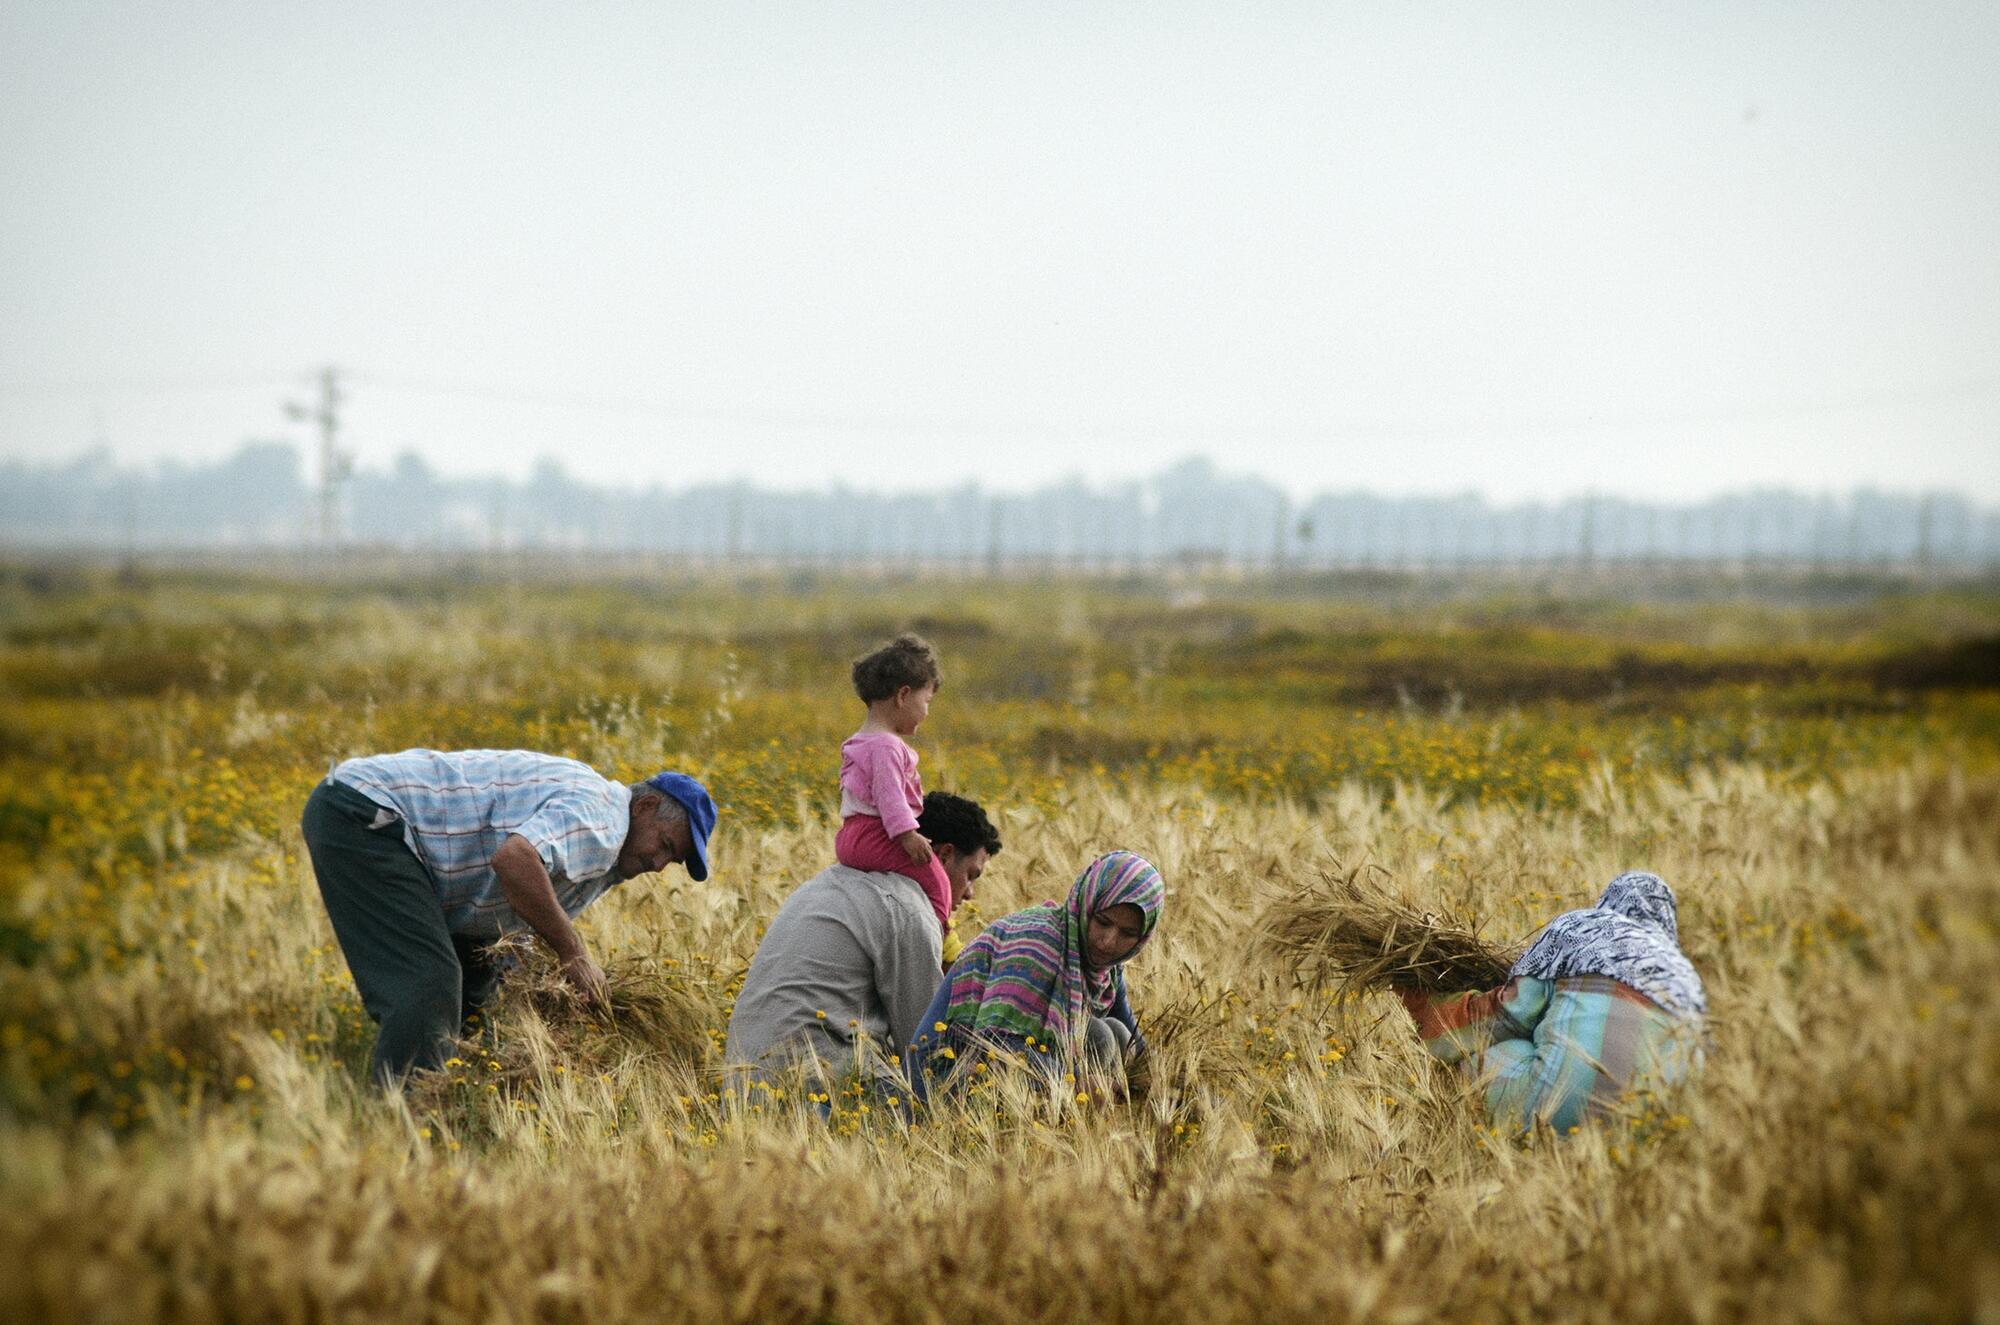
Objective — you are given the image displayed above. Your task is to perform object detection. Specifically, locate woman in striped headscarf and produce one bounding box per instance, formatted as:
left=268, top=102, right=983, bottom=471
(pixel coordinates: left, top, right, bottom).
left=906, top=850, right=1165, bottom=1102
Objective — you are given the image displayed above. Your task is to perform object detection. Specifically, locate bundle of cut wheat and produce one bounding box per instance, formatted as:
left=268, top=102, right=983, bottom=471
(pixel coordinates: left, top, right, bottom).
left=476, top=943, right=721, bottom=1075
left=1261, top=863, right=1519, bottom=995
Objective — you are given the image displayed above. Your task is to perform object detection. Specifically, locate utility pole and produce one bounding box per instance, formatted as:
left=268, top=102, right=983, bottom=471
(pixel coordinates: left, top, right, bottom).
left=286, top=367, right=352, bottom=549
left=1915, top=493, right=1936, bottom=575
left=89, top=408, right=140, bottom=574
left=986, top=495, right=1003, bottom=577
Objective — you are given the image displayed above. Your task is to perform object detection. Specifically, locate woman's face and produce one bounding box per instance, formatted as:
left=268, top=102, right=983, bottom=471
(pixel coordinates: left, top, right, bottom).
left=1085, top=902, right=1147, bottom=969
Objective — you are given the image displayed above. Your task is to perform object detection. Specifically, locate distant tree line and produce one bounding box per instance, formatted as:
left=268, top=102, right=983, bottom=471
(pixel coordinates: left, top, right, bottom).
left=3, top=444, right=1996, bottom=570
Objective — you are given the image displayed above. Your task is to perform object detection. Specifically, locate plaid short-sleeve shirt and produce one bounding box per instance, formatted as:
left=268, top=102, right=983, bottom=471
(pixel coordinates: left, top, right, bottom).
left=331, top=748, right=631, bottom=937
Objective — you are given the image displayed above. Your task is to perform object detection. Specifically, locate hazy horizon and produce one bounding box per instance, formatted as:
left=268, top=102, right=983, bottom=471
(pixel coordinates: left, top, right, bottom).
left=4, top=2, right=1997, bottom=504
left=8, top=438, right=1993, bottom=571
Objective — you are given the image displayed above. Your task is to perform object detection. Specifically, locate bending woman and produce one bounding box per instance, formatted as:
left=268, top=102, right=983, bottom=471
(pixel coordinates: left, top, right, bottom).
left=906, top=850, right=1164, bottom=1103
left=1397, top=871, right=1706, bottom=1133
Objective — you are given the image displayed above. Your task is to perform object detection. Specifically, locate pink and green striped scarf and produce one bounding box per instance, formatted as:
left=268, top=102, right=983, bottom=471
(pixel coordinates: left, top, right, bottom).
left=939, top=850, right=1165, bottom=1047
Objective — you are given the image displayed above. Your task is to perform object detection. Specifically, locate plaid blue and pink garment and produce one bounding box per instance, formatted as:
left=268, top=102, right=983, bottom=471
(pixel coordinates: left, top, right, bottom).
left=331, top=749, right=631, bottom=937
left=1398, top=975, right=1703, bottom=1133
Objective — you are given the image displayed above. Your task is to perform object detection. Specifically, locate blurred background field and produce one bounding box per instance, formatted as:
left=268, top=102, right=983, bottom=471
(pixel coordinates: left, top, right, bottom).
left=1, top=562, right=1996, bottom=1323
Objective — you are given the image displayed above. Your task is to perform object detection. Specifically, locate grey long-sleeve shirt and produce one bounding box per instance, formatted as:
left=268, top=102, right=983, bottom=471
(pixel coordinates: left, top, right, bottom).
left=724, top=865, right=943, bottom=1086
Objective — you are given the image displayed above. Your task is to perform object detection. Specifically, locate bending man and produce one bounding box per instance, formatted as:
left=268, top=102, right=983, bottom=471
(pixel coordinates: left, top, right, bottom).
left=301, top=748, right=717, bottom=1085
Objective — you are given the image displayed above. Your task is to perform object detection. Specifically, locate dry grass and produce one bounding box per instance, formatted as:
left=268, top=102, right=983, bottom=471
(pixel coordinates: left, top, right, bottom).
left=1259, top=860, right=1521, bottom=994
left=402, top=944, right=724, bottom=1115
left=4, top=759, right=1998, bottom=1322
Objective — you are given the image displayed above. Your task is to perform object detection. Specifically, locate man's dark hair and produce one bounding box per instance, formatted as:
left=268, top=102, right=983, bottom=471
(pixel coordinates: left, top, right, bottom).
left=851, top=632, right=942, bottom=703
left=917, top=791, right=1001, bottom=858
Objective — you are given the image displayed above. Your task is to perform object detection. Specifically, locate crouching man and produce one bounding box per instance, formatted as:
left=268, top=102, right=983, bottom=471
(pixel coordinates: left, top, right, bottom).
left=300, top=748, right=717, bottom=1085
left=724, top=791, right=1000, bottom=1097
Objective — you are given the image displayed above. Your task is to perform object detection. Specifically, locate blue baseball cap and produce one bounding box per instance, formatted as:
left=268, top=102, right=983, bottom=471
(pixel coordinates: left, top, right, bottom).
left=644, top=771, right=717, bottom=881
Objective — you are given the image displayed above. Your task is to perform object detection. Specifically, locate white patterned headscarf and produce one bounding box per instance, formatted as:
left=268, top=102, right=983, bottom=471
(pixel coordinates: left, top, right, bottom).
left=1509, top=872, right=1706, bottom=1020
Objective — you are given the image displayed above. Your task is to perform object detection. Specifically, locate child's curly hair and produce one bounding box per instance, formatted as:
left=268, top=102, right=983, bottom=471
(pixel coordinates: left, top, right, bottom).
left=852, top=633, right=942, bottom=703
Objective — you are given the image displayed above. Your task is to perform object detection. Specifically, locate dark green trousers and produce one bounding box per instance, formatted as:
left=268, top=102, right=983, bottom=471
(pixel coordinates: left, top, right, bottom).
left=301, top=779, right=502, bottom=1086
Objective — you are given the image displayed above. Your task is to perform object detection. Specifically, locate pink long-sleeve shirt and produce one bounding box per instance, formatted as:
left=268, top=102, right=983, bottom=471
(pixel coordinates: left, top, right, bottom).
left=838, top=731, right=924, bottom=837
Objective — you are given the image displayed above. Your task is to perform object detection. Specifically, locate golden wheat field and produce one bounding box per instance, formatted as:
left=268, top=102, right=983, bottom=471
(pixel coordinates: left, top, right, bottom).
left=1, top=564, right=1997, bottom=1324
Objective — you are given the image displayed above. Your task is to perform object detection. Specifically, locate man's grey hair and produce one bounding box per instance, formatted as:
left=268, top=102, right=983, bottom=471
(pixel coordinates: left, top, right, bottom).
left=631, top=782, right=689, bottom=827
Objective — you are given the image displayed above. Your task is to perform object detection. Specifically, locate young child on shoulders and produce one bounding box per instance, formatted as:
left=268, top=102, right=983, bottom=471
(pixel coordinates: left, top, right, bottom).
left=836, top=634, right=954, bottom=943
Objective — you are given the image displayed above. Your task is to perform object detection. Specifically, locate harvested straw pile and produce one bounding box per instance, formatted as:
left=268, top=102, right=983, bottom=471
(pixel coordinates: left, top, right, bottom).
left=475, top=942, right=721, bottom=1075
left=1261, top=863, right=1519, bottom=995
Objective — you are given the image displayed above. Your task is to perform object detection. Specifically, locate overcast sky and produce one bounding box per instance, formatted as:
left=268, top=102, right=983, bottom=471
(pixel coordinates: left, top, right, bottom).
left=2, top=1, right=1996, bottom=503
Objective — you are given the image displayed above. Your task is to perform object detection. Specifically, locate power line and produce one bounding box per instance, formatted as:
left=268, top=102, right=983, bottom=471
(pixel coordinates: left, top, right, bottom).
left=0, top=373, right=300, bottom=398
left=5, top=365, right=1997, bottom=458
left=349, top=367, right=2000, bottom=443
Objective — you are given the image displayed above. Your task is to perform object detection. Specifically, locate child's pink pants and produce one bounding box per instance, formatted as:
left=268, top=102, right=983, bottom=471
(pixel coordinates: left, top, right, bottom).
left=836, top=814, right=951, bottom=932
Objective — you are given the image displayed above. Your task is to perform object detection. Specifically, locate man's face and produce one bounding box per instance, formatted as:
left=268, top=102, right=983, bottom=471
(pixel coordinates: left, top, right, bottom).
left=936, top=842, right=990, bottom=913
left=617, top=793, right=695, bottom=879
